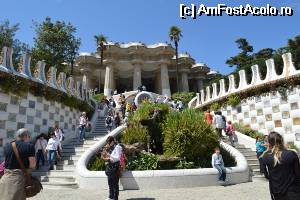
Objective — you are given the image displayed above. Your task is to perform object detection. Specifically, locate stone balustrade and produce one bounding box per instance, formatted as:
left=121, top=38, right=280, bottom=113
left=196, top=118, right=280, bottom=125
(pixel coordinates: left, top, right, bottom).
left=189, top=53, right=299, bottom=109
left=76, top=124, right=250, bottom=190
left=0, top=46, right=89, bottom=102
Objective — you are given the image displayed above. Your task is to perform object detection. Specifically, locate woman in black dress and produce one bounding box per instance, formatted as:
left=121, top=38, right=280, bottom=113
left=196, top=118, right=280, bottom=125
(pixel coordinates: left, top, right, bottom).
left=261, top=131, right=300, bottom=200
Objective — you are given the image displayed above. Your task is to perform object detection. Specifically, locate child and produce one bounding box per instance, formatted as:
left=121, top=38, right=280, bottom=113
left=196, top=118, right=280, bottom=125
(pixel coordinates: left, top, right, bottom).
left=46, top=132, right=60, bottom=170
left=255, top=136, right=267, bottom=174
left=226, top=121, right=236, bottom=147
left=212, top=147, right=226, bottom=183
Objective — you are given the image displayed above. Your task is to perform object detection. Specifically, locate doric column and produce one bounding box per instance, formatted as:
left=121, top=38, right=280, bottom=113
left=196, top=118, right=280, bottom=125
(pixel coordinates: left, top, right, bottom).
left=160, top=62, right=171, bottom=97
left=181, top=72, right=189, bottom=92
left=104, top=62, right=114, bottom=97
left=196, top=79, right=203, bottom=92
left=132, top=62, right=142, bottom=90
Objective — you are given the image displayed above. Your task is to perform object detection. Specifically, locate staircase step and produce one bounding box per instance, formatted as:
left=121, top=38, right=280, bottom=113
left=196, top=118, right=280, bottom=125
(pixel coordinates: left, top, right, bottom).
left=39, top=175, right=76, bottom=183
left=252, top=174, right=266, bottom=182
left=32, top=170, right=75, bottom=176
left=247, top=159, right=259, bottom=165
left=242, top=152, right=257, bottom=156
left=41, top=181, right=78, bottom=189
left=249, top=163, right=260, bottom=170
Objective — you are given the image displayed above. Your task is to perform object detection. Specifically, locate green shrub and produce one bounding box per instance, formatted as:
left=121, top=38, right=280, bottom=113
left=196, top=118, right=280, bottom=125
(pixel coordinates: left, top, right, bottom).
left=126, top=152, right=159, bottom=170
left=93, top=93, right=104, bottom=102
left=227, top=94, right=241, bottom=107
left=234, top=123, right=263, bottom=139
left=287, top=142, right=300, bottom=154
left=210, top=102, right=221, bottom=111
left=131, top=101, right=170, bottom=122
left=171, top=92, right=195, bottom=106
left=87, top=155, right=106, bottom=171
left=122, top=123, right=149, bottom=145
left=162, top=109, right=219, bottom=161
left=175, top=160, right=195, bottom=169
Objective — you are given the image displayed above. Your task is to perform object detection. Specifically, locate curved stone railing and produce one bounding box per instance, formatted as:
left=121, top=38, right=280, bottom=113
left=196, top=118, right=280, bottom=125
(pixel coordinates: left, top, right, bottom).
left=76, top=126, right=250, bottom=190
left=0, top=46, right=92, bottom=104
left=189, top=53, right=299, bottom=109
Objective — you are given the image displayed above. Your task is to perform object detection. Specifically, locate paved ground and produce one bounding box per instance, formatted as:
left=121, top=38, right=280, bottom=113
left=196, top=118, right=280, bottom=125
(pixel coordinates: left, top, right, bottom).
left=30, top=181, right=270, bottom=200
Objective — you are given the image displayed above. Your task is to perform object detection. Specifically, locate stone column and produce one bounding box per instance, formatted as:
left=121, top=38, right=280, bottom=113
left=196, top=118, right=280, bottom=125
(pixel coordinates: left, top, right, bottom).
left=196, top=79, right=203, bottom=92
left=132, top=63, right=142, bottom=90
left=181, top=72, right=189, bottom=92
left=160, top=63, right=171, bottom=97
left=104, top=63, right=114, bottom=97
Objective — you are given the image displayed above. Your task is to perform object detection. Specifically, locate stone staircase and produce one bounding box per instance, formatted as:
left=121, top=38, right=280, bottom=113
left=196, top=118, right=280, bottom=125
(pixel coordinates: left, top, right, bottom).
left=234, top=144, right=266, bottom=182
left=32, top=117, right=107, bottom=189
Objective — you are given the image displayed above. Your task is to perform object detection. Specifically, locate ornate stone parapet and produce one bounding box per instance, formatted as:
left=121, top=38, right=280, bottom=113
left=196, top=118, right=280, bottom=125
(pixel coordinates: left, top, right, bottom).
left=32, top=61, right=47, bottom=83
left=250, top=65, right=261, bottom=86
left=66, top=76, right=75, bottom=95
left=212, top=83, right=218, bottom=99
left=265, top=58, right=277, bottom=82
left=218, top=79, right=226, bottom=97
left=200, top=89, right=205, bottom=104
left=282, top=53, right=297, bottom=77
left=16, top=53, right=32, bottom=79
left=190, top=52, right=300, bottom=109
left=205, top=86, right=211, bottom=102
left=57, top=72, right=67, bottom=92
left=0, top=47, right=15, bottom=72
left=47, top=67, right=58, bottom=89
left=196, top=93, right=200, bottom=105
left=227, top=74, right=236, bottom=94
left=76, top=81, right=82, bottom=99
left=238, top=70, right=247, bottom=90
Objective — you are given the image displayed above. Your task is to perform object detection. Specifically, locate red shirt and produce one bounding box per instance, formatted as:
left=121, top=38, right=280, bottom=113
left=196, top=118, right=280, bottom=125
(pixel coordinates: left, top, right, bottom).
left=205, top=112, right=213, bottom=125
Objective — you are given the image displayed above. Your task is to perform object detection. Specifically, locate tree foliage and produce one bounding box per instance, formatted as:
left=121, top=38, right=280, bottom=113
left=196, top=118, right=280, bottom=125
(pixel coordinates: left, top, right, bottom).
left=0, top=20, right=30, bottom=67
left=31, top=17, right=81, bottom=74
left=288, top=35, right=300, bottom=69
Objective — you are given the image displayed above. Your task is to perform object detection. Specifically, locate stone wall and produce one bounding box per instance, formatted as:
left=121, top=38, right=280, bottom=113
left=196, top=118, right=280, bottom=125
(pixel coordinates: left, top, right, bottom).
left=0, top=91, right=81, bottom=160
left=189, top=52, right=300, bottom=147
left=0, top=46, right=93, bottom=161
left=220, top=87, right=300, bottom=147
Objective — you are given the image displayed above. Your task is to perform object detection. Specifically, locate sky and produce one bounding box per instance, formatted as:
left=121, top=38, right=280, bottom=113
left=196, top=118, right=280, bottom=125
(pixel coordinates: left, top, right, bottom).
left=1, top=0, right=300, bottom=75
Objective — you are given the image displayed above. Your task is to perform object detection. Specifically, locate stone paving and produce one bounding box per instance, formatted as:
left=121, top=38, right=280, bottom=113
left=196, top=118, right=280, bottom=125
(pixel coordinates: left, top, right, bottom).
left=30, top=181, right=270, bottom=200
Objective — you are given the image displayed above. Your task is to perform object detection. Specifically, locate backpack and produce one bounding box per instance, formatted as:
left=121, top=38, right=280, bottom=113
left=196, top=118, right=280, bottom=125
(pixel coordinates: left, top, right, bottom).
left=0, top=161, right=5, bottom=178
left=106, top=117, right=112, bottom=124
left=119, top=151, right=126, bottom=171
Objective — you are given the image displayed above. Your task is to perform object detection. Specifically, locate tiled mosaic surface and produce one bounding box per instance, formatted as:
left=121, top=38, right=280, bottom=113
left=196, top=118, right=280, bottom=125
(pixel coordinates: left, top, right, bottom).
left=0, top=91, right=81, bottom=158
left=221, top=87, right=300, bottom=146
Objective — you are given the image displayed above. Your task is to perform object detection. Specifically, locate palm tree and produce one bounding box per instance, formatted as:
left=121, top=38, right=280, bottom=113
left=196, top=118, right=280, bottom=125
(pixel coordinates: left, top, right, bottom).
left=169, top=26, right=182, bottom=93
left=94, top=34, right=107, bottom=93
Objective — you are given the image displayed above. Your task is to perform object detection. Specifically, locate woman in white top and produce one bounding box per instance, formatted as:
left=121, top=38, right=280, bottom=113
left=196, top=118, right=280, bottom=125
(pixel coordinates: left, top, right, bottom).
left=78, top=112, right=88, bottom=142
left=54, top=124, right=64, bottom=142
left=46, top=132, right=60, bottom=170
left=35, top=134, right=48, bottom=170
left=102, top=136, right=123, bottom=200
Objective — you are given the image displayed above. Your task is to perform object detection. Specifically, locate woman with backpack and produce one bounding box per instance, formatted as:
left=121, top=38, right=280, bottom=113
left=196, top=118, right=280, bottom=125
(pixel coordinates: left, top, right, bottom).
left=102, top=136, right=124, bottom=200
left=226, top=121, right=236, bottom=147
left=105, top=115, right=113, bottom=133
left=261, top=131, right=300, bottom=200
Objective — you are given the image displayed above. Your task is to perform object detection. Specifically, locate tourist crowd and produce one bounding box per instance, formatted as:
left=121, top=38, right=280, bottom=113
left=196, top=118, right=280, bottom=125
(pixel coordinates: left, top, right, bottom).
left=0, top=93, right=300, bottom=200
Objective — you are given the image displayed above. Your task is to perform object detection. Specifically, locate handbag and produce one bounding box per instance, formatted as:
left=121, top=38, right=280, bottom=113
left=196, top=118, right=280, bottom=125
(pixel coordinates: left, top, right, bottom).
left=12, top=142, right=43, bottom=197
left=0, top=161, right=5, bottom=178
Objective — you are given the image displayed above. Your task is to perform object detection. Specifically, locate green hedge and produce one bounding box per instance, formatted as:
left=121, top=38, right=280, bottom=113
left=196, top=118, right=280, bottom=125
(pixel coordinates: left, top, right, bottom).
left=162, top=109, right=219, bottom=161
left=122, top=123, right=148, bottom=145
left=234, top=123, right=263, bottom=139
